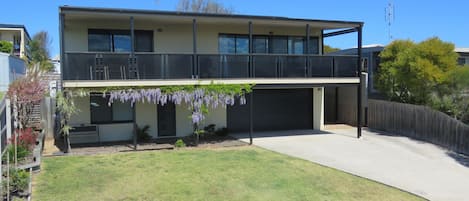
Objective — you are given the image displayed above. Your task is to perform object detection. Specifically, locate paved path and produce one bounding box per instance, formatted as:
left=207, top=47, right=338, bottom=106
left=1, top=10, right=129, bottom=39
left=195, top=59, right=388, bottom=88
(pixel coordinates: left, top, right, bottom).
left=233, top=128, right=469, bottom=201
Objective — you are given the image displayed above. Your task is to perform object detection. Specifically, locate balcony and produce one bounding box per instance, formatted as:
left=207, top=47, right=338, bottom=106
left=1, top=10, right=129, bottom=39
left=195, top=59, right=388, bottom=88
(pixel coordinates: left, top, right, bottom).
left=62, top=52, right=358, bottom=81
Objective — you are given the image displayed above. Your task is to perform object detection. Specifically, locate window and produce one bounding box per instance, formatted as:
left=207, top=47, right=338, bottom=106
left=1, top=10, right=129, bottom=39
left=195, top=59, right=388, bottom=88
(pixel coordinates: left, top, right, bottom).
left=90, top=95, right=133, bottom=124
left=218, top=34, right=248, bottom=54
left=88, top=29, right=153, bottom=52
left=253, top=36, right=269, bottom=53
left=458, top=58, right=466, bottom=66
left=288, top=37, right=304, bottom=55
left=271, top=36, right=288, bottom=54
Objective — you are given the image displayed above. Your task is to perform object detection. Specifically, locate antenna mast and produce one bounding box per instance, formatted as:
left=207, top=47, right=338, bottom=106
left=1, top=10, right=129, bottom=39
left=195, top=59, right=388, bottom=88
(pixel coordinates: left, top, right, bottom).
left=385, top=0, right=395, bottom=40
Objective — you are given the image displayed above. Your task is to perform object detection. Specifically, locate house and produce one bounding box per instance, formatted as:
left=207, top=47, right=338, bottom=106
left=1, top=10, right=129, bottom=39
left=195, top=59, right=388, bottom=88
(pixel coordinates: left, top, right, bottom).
left=59, top=6, right=364, bottom=144
left=328, top=44, right=383, bottom=95
left=0, top=24, right=31, bottom=59
left=0, top=52, right=26, bottom=91
left=455, top=48, right=469, bottom=66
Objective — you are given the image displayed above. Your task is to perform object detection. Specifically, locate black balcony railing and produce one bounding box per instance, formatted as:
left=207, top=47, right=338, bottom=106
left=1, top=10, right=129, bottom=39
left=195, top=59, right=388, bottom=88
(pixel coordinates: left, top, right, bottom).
left=63, top=52, right=358, bottom=80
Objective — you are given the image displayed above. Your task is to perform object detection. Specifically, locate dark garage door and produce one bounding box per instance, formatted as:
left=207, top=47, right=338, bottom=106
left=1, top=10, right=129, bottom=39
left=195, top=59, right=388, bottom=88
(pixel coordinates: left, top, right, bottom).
left=227, top=89, right=313, bottom=132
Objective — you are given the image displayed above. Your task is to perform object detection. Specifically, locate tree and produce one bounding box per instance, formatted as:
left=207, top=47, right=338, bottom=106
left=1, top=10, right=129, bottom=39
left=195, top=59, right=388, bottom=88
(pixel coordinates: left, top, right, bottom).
left=0, top=40, right=13, bottom=54
left=176, top=0, right=233, bottom=14
left=29, top=31, right=53, bottom=71
left=376, top=37, right=459, bottom=105
left=323, top=45, right=340, bottom=53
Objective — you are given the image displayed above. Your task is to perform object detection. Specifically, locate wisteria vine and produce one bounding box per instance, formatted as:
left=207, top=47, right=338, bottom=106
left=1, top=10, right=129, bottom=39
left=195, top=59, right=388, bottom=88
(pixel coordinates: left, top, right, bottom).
left=70, top=84, right=253, bottom=127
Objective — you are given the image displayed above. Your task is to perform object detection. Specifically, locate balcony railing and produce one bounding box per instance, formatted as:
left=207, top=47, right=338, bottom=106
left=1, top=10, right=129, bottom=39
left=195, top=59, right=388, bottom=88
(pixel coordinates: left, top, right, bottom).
left=62, top=52, right=358, bottom=80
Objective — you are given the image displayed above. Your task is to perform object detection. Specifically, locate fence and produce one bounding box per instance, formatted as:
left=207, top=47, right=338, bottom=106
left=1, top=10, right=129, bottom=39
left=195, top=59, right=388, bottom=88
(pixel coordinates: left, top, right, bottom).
left=0, top=98, right=12, bottom=153
left=368, top=99, right=469, bottom=155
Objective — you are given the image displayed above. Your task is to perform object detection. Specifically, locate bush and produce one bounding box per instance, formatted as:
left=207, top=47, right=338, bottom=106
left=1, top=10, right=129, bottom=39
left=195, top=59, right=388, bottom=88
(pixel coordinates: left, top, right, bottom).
left=175, top=139, right=186, bottom=148
left=203, top=124, right=216, bottom=136
left=215, top=127, right=229, bottom=136
left=136, top=125, right=151, bottom=142
left=12, top=128, right=37, bottom=150
left=0, top=40, right=13, bottom=54
left=3, top=145, right=30, bottom=163
left=2, top=168, right=29, bottom=194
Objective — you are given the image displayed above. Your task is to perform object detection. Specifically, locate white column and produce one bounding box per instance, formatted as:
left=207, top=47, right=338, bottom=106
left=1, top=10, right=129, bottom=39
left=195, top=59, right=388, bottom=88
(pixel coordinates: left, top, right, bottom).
left=313, top=87, right=324, bottom=130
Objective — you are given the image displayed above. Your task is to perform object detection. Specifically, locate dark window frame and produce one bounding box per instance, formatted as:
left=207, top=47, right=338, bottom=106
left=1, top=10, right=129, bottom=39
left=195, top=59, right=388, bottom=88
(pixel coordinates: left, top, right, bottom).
left=88, top=29, right=154, bottom=52
left=218, top=33, right=320, bottom=55
left=90, top=94, right=134, bottom=124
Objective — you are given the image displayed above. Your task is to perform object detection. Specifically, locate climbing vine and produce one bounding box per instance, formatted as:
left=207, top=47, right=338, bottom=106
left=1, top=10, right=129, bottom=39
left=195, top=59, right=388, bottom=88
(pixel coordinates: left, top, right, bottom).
left=57, top=83, right=254, bottom=146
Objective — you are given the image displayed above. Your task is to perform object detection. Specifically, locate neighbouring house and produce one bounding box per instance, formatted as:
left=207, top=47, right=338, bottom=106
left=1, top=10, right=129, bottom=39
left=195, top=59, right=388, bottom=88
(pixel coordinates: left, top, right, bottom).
left=59, top=6, right=364, bottom=144
left=455, top=48, right=469, bottom=66
left=0, top=52, right=26, bottom=91
left=328, top=44, right=384, bottom=96
left=0, top=24, right=31, bottom=60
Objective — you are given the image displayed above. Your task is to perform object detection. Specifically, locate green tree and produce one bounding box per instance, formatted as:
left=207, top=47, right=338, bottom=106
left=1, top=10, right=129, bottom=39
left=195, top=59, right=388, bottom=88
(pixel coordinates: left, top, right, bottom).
left=29, top=31, right=53, bottom=71
left=177, top=0, right=233, bottom=14
left=376, top=37, right=459, bottom=105
left=323, top=45, right=340, bottom=53
left=0, top=40, right=13, bottom=54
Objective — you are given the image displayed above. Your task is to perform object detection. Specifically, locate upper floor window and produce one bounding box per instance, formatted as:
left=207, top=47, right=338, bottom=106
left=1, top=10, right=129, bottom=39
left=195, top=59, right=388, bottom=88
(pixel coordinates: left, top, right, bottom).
left=88, top=29, right=153, bottom=52
left=218, top=34, right=319, bottom=55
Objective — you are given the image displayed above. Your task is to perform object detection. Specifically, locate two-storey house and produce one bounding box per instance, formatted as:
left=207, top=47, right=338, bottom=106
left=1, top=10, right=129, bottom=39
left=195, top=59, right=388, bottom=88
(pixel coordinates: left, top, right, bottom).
left=60, top=6, right=364, bottom=144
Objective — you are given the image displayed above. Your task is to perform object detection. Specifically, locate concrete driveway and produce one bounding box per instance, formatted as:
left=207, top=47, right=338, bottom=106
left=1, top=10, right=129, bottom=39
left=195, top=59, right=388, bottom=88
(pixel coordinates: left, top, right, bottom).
left=232, top=127, right=469, bottom=201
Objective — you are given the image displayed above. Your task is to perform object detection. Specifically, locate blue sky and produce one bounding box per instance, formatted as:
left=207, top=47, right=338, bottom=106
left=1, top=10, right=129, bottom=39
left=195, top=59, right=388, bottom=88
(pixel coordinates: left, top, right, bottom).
left=1, top=0, right=468, bottom=57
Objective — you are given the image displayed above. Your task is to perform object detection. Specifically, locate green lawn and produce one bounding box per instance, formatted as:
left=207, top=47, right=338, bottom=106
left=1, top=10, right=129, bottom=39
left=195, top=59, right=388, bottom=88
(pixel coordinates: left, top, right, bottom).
left=34, top=147, right=424, bottom=201
left=0, top=91, right=4, bottom=100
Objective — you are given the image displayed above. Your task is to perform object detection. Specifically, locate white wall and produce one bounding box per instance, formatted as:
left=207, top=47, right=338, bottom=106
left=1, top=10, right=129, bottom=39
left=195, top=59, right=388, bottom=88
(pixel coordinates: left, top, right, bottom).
left=313, top=87, right=324, bottom=130
left=70, top=95, right=227, bottom=140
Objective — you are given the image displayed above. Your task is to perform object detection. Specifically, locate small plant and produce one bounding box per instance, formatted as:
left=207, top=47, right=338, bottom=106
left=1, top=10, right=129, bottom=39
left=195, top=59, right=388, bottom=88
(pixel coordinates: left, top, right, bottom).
left=203, top=124, right=216, bottom=136
left=2, top=168, right=29, bottom=195
left=136, top=125, right=151, bottom=142
left=215, top=127, right=229, bottom=136
left=10, top=128, right=37, bottom=150
left=174, top=139, right=186, bottom=148
left=3, top=145, right=30, bottom=163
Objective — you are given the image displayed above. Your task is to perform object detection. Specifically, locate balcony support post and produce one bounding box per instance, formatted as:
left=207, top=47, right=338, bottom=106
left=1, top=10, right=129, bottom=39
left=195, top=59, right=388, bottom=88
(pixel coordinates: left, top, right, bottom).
left=306, top=24, right=310, bottom=77
left=130, top=16, right=138, bottom=150
left=357, top=25, right=363, bottom=139
left=59, top=12, right=65, bottom=81
left=193, top=18, right=198, bottom=78
left=249, top=91, right=253, bottom=145
left=248, top=21, right=253, bottom=77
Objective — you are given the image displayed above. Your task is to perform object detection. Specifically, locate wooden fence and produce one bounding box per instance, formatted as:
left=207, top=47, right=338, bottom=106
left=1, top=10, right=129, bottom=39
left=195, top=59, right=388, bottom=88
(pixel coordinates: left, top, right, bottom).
left=368, top=99, right=469, bottom=155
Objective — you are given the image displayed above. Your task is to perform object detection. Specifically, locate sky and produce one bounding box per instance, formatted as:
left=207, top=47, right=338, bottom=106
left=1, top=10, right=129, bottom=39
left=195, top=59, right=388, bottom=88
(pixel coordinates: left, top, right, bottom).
left=1, top=0, right=468, bottom=57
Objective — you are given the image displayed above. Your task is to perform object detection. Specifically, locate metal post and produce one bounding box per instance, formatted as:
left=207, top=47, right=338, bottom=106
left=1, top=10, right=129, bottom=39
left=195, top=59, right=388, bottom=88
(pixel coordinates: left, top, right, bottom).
left=357, top=25, right=363, bottom=138
left=59, top=12, right=65, bottom=81
left=133, top=105, right=137, bottom=150
left=306, top=24, right=310, bottom=77
left=248, top=21, right=253, bottom=77
left=192, top=19, right=198, bottom=78
left=249, top=92, right=253, bottom=145
left=130, top=16, right=135, bottom=56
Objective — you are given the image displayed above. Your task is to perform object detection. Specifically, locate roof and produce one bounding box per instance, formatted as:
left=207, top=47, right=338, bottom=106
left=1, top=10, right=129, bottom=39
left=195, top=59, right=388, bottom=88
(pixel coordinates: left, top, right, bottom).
left=455, top=48, right=469, bottom=53
left=59, top=6, right=363, bottom=30
left=0, top=24, right=31, bottom=40
left=327, top=44, right=384, bottom=55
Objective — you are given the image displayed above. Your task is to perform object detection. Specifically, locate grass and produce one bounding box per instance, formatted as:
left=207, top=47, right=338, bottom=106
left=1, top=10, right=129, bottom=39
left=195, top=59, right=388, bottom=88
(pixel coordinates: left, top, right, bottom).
left=34, top=147, right=424, bottom=201
left=0, top=91, right=4, bottom=100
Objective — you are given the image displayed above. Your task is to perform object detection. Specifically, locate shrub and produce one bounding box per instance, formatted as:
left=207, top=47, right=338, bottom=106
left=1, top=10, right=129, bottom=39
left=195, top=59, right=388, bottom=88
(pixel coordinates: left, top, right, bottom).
left=215, top=127, right=229, bottom=136
left=203, top=124, right=216, bottom=136
left=175, top=139, right=186, bottom=148
left=2, top=168, right=29, bottom=194
left=10, top=128, right=37, bottom=150
left=0, top=40, right=13, bottom=54
left=136, top=125, right=151, bottom=142
left=3, top=145, right=30, bottom=163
